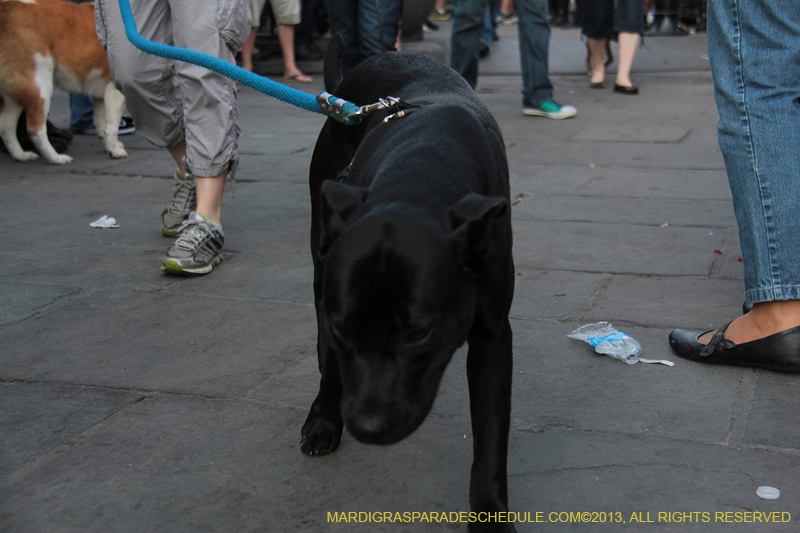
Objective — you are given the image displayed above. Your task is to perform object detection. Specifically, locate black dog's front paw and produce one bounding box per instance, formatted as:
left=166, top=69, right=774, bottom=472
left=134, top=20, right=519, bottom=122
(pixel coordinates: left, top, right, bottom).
left=301, top=416, right=343, bottom=456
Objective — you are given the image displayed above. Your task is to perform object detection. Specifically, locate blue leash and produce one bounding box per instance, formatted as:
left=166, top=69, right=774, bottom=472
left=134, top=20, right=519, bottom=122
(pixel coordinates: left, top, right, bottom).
left=117, top=0, right=362, bottom=125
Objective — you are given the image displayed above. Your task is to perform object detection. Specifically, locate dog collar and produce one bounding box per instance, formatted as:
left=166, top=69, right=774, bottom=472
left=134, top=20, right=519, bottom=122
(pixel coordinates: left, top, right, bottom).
left=318, top=93, right=418, bottom=125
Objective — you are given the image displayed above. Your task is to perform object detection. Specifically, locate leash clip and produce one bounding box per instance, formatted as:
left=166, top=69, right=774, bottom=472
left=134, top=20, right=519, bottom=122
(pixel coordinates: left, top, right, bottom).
left=383, top=108, right=417, bottom=123
left=317, top=93, right=414, bottom=126
left=318, top=92, right=363, bottom=125
left=350, top=96, right=402, bottom=119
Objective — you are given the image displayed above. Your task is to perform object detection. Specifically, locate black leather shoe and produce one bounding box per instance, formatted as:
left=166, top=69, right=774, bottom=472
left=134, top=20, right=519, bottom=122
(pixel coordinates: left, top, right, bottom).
left=613, top=83, right=639, bottom=95
left=669, top=321, right=800, bottom=372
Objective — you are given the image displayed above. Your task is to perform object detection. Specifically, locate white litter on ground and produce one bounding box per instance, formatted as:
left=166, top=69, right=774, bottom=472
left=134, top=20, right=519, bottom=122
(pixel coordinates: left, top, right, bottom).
left=89, top=215, right=120, bottom=229
left=756, top=486, right=780, bottom=500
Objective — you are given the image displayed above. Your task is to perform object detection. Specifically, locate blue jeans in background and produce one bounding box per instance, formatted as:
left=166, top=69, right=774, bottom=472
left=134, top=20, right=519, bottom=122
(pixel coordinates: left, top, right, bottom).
left=481, top=0, right=501, bottom=45
left=707, top=0, right=800, bottom=304
left=451, top=0, right=553, bottom=107
left=70, top=94, right=94, bottom=131
left=326, top=0, right=402, bottom=76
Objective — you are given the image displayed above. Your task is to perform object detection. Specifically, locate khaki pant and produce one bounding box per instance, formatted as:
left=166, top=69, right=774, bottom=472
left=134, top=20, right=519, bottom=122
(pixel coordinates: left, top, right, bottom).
left=95, top=0, right=250, bottom=177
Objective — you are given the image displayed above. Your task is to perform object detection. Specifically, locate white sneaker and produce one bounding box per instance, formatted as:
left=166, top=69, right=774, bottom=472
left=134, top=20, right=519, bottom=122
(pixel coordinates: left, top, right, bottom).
left=523, top=99, right=577, bottom=120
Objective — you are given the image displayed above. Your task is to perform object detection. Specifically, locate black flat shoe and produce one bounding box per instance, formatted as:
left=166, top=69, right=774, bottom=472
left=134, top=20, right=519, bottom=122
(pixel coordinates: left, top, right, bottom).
left=669, top=321, right=800, bottom=372
left=613, top=83, right=639, bottom=95
left=589, top=81, right=604, bottom=89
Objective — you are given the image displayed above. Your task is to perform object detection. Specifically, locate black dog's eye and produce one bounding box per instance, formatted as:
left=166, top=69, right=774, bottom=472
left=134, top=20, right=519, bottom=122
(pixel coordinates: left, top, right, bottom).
left=406, top=329, right=431, bottom=344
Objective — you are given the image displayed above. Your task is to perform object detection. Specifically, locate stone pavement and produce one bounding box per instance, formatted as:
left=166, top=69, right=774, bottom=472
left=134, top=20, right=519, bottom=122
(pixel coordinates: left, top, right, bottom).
left=2, top=23, right=799, bottom=533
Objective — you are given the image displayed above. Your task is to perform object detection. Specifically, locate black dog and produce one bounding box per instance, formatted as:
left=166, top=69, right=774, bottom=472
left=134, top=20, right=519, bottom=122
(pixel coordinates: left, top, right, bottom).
left=302, top=48, right=516, bottom=530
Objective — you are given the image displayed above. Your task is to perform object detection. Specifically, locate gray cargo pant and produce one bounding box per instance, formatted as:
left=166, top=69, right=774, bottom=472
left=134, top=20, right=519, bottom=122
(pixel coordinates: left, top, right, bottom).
left=95, top=0, right=250, bottom=177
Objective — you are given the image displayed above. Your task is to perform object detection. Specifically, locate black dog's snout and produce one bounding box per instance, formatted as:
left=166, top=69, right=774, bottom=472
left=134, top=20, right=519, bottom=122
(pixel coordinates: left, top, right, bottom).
left=347, top=411, right=390, bottom=443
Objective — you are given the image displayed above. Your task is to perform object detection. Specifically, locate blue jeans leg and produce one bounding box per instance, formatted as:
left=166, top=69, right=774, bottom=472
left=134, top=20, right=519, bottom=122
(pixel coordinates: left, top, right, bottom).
left=481, top=0, right=501, bottom=43
left=451, top=0, right=489, bottom=88
left=327, top=0, right=402, bottom=76
left=357, top=0, right=401, bottom=58
left=518, top=0, right=553, bottom=106
left=708, top=0, right=800, bottom=304
left=69, top=94, right=94, bottom=130
left=326, top=0, right=362, bottom=75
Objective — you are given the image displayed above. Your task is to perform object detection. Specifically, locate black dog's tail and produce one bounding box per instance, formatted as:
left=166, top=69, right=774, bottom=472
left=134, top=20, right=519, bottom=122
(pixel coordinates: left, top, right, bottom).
left=324, top=33, right=344, bottom=94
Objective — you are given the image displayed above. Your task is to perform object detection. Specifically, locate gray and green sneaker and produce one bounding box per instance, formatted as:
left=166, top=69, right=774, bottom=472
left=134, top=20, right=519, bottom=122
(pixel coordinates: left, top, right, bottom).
left=161, top=212, right=224, bottom=275
left=160, top=169, right=197, bottom=237
left=522, top=99, right=577, bottom=120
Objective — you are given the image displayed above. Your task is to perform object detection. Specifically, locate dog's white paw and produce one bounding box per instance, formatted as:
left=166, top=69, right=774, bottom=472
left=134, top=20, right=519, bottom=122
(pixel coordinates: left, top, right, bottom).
left=48, top=154, right=73, bottom=165
left=109, top=144, right=127, bottom=159
left=14, top=151, right=40, bottom=162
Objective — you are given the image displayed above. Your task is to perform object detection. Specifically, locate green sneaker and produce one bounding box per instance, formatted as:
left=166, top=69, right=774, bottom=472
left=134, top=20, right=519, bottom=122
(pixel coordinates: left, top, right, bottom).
left=523, top=99, right=577, bottom=120
left=160, top=169, right=196, bottom=237
left=161, top=212, right=224, bottom=275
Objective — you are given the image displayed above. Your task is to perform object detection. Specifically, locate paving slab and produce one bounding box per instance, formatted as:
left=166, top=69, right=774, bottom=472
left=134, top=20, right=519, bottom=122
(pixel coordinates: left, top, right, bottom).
left=508, top=430, right=799, bottom=533
left=0, top=382, right=144, bottom=478
left=0, top=392, right=473, bottom=533
left=0, top=290, right=316, bottom=397
left=512, top=195, right=735, bottom=229
left=586, top=275, right=745, bottom=330
left=512, top=219, right=722, bottom=276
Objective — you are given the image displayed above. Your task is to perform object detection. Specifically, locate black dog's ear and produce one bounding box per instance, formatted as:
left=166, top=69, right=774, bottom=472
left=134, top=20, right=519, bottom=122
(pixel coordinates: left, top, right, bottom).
left=447, top=193, right=508, bottom=276
left=324, top=33, right=344, bottom=93
left=319, top=180, right=368, bottom=257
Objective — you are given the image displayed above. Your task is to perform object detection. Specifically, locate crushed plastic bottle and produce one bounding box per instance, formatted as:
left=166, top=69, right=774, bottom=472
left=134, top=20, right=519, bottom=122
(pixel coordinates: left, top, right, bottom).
left=568, top=322, right=641, bottom=365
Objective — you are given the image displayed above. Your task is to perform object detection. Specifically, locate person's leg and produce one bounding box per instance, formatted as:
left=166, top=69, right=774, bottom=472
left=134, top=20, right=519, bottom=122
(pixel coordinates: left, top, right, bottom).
left=614, top=0, right=643, bottom=89
left=168, top=140, right=187, bottom=173
left=242, top=0, right=268, bottom=72
left=451, top=0, right=490, bottom=88
left=379, top=0, right=403, bottom=52
left=517, top=0, right=552, bottom=105
left=170, top=0, right=246, bottom=216
left=169, top=134, right=224, bottom=224
left=586, top=37, right=608, bottom=85
left=96, top=0, right=195, bottom=236
left=582, top=0, right=614, bottom=85
left=489, top=0, right=501, bottom=28
left=270, top=0, right=311, bottom=81
left=326, top=0, right=362, bottom=75
left=241, top=27, right=259, bottom=72
left=96, top=0, right=183, bottom=148
left=703, top=0, right=800, bottom=344
left=156, top=0, right=247, bottom=274
left=481, top=4, right=494, bottom=46
left=356, top=0, right=402, bottom=59
left=278, top=24, right=312, bottom=81
left=518, top=0, right=576, bottom=118
left=670, top=0, right=800, bottom=367
left=295, top=0, right=321, bottom=58
left=69, top=94, right=95, bottom=132
left=614, top=32, right=639, bottom=88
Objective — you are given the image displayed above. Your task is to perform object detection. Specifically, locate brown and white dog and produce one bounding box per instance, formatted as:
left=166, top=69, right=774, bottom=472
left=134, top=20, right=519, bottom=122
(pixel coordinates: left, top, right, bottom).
left=0, top=0, right=126, bottom=164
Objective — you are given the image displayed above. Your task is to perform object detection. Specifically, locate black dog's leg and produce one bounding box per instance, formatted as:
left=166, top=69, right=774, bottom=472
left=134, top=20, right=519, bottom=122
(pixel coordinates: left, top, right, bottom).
left=301, top=338, right=344, bottom=455
left=467, top=318, right=516, bottom=533
left=301, top=226, right=345, bottom=456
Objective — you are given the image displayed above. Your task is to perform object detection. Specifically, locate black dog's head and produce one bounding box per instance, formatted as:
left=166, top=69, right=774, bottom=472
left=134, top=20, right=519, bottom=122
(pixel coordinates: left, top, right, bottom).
left=317, top=181, right=507, bottom=445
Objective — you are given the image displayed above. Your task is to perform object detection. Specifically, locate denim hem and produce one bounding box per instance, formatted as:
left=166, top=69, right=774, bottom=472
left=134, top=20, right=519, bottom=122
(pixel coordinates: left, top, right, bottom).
left=522, top=95, right=554, bottom=109
left=745, top=286, right=800, bottom=305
